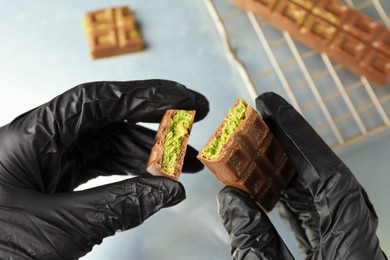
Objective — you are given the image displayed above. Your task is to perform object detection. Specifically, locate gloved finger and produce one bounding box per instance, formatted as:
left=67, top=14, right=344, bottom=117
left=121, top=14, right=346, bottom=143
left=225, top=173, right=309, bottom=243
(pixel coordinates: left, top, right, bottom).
left=276, top=174, right=320, bottom=259
left=218, top=186, right=294, bottom=260
left=5, top=176, right=185, bottom=260
left=14, top=80, right=209, bottom=148
left=182, top=145, right=204, bottom=173
left=70, top=176, right=185, bottom=243
left=65, top=123, right=155, bottom=190
left=62, top=176, right=184, bottom=258
left=256, top=92, right=343, bottom=193
left=72, top=176, right=185, bottom=231
left=2, top=80, right=208, bottom=191
left=68, top=123, right=204, bottom=189
left=74, top=122, right=204, bottom=174
left=256, top=92, right=385, bottom=259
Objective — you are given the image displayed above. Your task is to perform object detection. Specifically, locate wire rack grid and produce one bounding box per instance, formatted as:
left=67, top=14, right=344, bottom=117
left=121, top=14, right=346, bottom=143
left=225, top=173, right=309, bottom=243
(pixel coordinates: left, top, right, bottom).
left=205, top=0, right=390, bottom=150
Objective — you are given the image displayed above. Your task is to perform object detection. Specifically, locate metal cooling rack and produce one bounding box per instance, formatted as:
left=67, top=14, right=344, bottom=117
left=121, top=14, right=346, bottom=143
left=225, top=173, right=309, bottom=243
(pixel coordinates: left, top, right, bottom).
left=205, top=0, right=390, bottom=150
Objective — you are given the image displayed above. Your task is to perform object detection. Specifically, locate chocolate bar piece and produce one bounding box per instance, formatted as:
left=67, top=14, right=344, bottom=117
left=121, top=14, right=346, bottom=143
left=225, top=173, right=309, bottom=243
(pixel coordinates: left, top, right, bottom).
left=147, top=110, right=196, bottom=181
left=233, top=0, right=390, bottom=86
left=83, top=6, right=143, bottom=60
left=197, top=99, right=295, bottom=211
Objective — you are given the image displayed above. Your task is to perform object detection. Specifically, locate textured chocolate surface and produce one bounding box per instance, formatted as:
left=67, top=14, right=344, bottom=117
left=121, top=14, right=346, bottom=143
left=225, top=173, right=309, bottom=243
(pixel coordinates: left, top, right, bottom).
left=197, top=99, right=295, bottom=211
left=83, top=6, right=143, bottom=60
left=233, top=0, right=390, bottom=86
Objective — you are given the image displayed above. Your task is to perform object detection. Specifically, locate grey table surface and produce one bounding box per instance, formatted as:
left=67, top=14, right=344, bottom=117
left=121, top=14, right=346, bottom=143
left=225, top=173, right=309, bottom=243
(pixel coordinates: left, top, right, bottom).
left=0, top=1, right=389, bottom=259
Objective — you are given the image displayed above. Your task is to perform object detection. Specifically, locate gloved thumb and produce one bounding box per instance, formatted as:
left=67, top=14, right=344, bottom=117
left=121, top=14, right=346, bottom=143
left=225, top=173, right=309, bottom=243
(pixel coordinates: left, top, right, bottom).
left=218, top=186, right=293, bottom=260
left=74, top=176, right=184, bottom=227
left=46, top=176, right=185, bottom=258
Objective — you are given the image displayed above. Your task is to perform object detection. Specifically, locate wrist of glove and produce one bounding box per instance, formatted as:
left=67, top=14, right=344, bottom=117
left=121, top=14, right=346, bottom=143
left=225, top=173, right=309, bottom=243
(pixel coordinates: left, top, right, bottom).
left=217, top=92, right=387, bottom=260
left=0, top=80, right=209, bottom=259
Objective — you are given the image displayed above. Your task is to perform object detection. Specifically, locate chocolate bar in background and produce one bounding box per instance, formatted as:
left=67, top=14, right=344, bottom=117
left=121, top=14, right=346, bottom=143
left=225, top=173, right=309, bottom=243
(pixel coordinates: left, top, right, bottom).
left=233, top=0, right=390, bottom=86
left=197, top=99, right=296, bottom=212
left=83, top=6, right=144, bottom=60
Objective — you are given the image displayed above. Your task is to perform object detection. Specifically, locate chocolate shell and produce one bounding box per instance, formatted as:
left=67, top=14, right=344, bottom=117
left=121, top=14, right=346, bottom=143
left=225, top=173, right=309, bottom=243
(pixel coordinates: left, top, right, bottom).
left=197, top=99, right=296, bottom=212
left=83, top=6, right=144, bottom=60
left=147, top=109, right=195, bottom=180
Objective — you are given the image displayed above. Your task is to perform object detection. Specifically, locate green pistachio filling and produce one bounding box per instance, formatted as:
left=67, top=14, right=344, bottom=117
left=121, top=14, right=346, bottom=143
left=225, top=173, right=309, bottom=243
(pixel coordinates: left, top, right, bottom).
left=162, top=111, right=194, bottom=174
left=202, top=100, right=247, bottom=160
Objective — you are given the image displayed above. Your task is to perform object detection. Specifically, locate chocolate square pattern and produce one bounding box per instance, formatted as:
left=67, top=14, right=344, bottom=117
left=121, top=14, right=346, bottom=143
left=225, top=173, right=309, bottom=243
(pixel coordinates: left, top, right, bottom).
left=83, top=6, right=143, bottom=60
left=197, top=99, right=296, bottom=212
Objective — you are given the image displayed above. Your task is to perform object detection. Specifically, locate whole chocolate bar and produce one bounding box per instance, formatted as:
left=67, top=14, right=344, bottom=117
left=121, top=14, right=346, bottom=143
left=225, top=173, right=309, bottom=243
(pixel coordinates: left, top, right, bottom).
left=197, top=99, right=296, bottom=212
left=83, top=6, right=144, bottom=60
left=233, top=0, right=390, bottom=86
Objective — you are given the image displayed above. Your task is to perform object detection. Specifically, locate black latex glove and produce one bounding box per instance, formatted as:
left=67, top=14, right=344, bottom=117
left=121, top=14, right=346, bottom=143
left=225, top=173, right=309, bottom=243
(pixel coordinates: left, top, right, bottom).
left=0, top=80, right=209, bottom=259
left=218, top=92, right=387, bottom=260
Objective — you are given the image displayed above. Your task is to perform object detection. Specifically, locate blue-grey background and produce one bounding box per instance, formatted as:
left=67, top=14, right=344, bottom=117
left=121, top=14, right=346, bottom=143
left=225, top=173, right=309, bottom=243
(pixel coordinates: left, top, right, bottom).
left=0, top=1, right=388, bottom=259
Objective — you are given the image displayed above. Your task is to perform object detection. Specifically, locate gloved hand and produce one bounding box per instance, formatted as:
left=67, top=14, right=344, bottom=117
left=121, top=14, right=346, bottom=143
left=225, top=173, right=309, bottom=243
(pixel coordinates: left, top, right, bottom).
left=0, top=80, right=209, bottom=259
left=217, top=92, right=387, bottom=260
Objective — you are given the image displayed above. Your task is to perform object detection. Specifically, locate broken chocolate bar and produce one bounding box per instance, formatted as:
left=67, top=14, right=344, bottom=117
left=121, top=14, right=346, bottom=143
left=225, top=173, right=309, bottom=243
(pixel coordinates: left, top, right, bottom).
left=197, top=99, right=295, bottom=212
left=147, top=110, right=196, bottom=181
left=83, top=6, right=144, bottom=60
left=233, top=0, right=390, bottom=86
